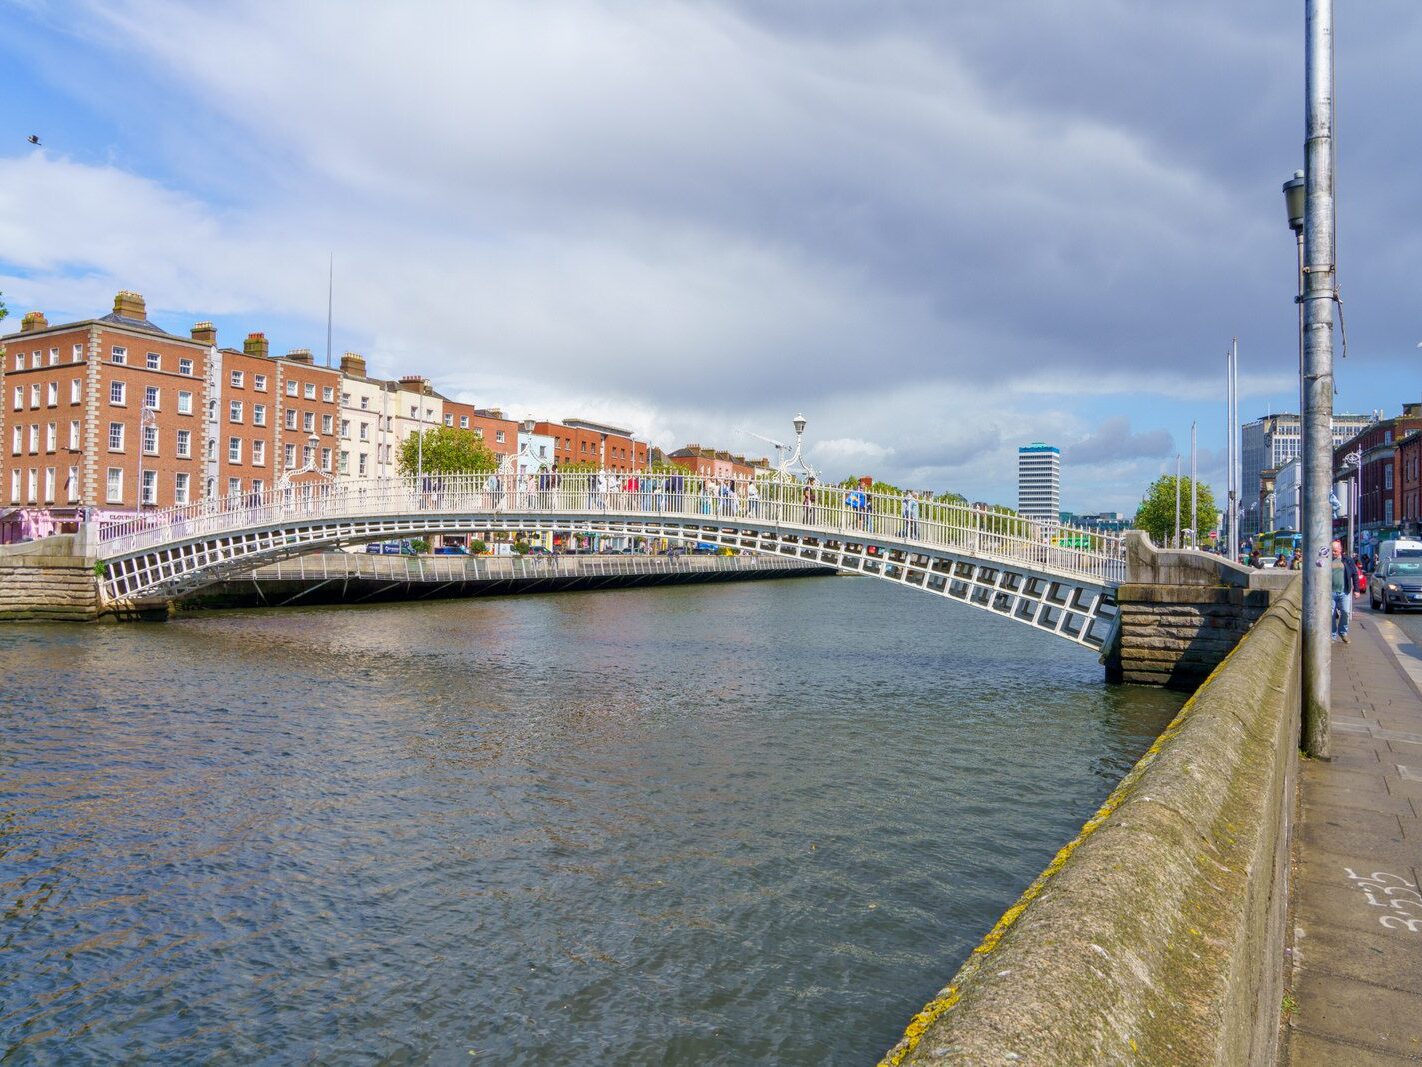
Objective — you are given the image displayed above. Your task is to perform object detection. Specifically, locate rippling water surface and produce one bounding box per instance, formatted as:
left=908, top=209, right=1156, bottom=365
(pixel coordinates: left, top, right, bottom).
left=1, top=576, right=1183, bottom=1064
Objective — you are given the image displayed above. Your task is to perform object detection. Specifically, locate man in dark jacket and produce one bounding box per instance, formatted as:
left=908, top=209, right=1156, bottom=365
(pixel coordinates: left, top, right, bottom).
left=1331, top=540, right=1360, bottom=643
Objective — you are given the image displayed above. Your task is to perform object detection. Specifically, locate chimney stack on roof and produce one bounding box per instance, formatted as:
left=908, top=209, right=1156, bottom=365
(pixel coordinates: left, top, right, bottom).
left=340, top=352, right=367, bottom=377
left=113, top=290, right=147, bottom=320
left=285, top=348, right=314, bottom=365
left=191, top=321, right=217, bottom=344
left=19, top=311, right=48, bottom=333
left=242, top=332, right=270, bottom=359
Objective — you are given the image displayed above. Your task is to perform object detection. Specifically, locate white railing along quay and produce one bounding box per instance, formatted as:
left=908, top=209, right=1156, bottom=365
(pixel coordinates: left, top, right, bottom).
left=241, top=552, right=815, bottom=584
left=94, top=472, right=1125, bottom=586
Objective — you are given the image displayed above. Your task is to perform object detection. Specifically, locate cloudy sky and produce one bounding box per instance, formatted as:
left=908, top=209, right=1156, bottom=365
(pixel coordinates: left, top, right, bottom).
left=1, top=1, right=1418, bottom=513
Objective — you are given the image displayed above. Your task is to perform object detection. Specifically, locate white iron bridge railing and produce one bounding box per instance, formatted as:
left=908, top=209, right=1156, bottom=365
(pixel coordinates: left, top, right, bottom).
left=93, top=472, right=1126, bottom=586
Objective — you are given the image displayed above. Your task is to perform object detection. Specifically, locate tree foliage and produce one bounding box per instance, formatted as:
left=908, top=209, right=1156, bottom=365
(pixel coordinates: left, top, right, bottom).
left=397, top=426, right=498, bottom=476
left=1134, top=475, right=1217, bottom=546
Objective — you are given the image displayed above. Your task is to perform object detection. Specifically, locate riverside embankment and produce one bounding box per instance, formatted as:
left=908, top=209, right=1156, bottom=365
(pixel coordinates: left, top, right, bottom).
left=881, top=577, right=1303, bottom=1066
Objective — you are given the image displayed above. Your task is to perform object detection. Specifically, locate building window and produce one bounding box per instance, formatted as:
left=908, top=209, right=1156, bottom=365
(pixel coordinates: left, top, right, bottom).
left=27, top=468, right=37, bottom=502
left=320, top=447, right=332, bottom=471
left=303, top=412, right=315, bottom=432
left=252, top=440, right=266, bottom=466
left=70, top=378, right=81, bottom=403
left=339, top=450, right=349, bottom=474
left=340, top=419, right=351, bottom=438
left=108, top=422, right=124, bottom=451
left=250, top=478, right=264, bottom=495
left=228, top=437, right=242, bottom=463
left=43, top=467, right=55, bottom=501
left=68, top=421, right=80, bottom=449
left=444, top=414, right=453, bottom=427
left=1385, top=465, right=1394, bottom=490
left=30, top=383, right=40, bottom=408
left=284, top=443, right=296, bottom=468
left=357, top=453, right=368, bottom=476
left=253, top=404, right=266, bottom=427
left=474, top=428, right=484, bottom=439
left=12, top=353, right=23, bottom=371
left=47, top=349, right=59, bottom=366
left=302, top=444, right=314, bottom=467
left=44, top=423, right=56, bottom=452
left=286, top=380, right=298, bottom=397
left=228, top=478, right=242, bottom=497
left=285, top=409, right=297, bottom=430
left=111, top=346, right=127, bottom=365
left=143, top=425, right=158, bottom=455
left=322, top=385, right=334, bottom=402
left=10, top=426, right=20, bottom=454
left=9, top=468, right=18, bottom=502
left=176, top=429, right=192, bottom=458
left=72, top=344, right=84, bottom=363
left=12, top=385, right=22, bottom=410
left=409, top=404, right=418, bottom=418
left=179, top=358, right=194, bottom=376
left=229, top=400, right=243, bottom=423
left=144, top=385, right=160, bottom=410
left=359, top=422, right=369, bottom=441
left=177, top=391, right=193, bottom=415
left=140, top=469, right=156, bottom=505
left=321, top=414, right=333, bottom=434
left=495, top=430, right=506, bottom=443
left=146, top=352, right=161, bottom=370
left=67, top=466, right=78, bottom=503
left=230, top=370, right=244, bottom=388
left=459, top=416, right=469, bottom=429
left=25, top=426, right=37, bottom=453
left=206, top=438, right=216, bottom=460
left=254, top=373, right=267, bottom=392
left=106, top=467, right=123, bottom=503
left=304, top=383, right=316, bottom=400
left=110, top=381, right=126, bottom=406
left=360, top=396, right=370, bottom=410
left=175, top=472, right=190, bottom=505
left=46, top=382, right=58, bottom=406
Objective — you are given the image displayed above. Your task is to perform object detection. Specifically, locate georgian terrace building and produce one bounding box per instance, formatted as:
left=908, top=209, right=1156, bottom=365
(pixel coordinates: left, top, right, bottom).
left=1, top=292, right=213, bottom=529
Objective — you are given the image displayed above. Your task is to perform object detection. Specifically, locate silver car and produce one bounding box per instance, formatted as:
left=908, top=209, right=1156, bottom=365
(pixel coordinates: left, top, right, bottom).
left=1371, top=558, right=1422, bottom=613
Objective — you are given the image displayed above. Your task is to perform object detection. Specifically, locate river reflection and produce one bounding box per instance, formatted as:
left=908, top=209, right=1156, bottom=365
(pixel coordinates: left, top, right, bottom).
left=1, top=576, right=1183, bottom=1064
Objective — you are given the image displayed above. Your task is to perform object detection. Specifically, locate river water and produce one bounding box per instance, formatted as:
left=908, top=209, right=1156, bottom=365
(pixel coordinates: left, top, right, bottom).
left=1, top=576, right=1183, bottom=1064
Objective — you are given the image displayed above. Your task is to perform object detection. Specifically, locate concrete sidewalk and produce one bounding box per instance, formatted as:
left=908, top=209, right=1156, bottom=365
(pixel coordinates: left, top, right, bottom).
left=1285, top=605, right=1422, bottom=1064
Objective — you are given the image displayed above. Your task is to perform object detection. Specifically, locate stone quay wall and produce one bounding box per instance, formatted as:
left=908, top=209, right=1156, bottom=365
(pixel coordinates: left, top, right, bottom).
left=881, top=578, right=1303, bottom=1067
left=1108, top=533, right=1295, bottom=689
left=0, top=535, right=100, bottom=621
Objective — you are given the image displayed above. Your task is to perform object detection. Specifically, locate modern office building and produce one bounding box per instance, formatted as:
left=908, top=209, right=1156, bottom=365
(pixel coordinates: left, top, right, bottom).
left=1240, top=411, right=1373, bottom=537
left=1017, top=442, right=1060, bottom=526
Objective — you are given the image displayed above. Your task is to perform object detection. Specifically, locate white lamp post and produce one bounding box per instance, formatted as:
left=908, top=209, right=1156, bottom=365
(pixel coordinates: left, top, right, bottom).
left=135, top=404, right=157, bottom=512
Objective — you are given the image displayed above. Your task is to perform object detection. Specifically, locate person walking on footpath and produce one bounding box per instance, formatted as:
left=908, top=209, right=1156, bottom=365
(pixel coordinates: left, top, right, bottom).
left=1330, top=539, right=1361, bottom=642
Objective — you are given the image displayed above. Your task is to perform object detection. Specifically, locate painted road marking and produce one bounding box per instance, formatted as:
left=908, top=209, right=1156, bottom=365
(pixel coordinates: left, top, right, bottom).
left=1343, top=868, right=1422, bottom=934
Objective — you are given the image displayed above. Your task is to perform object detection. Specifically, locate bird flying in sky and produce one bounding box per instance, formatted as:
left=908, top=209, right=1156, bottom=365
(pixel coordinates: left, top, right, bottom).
left=27, top=134, right=40, bottom=145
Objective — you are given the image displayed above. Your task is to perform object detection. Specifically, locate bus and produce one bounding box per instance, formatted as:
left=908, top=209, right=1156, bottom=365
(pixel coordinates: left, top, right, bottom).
left=1257, top=529, right=1301, bottom=561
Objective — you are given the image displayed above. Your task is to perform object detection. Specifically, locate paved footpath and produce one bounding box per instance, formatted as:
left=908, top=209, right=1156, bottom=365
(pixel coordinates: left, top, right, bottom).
left=1286, top=602, right=1422, bottom=1064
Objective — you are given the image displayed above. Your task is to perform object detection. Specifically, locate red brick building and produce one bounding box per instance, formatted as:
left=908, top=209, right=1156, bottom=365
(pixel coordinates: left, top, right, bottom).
left=445, top=400, right=518, bottom=461
left=535, top=418, right=648, bottom=471
left=1398, top=430, right=1422, bottom=537
left=2, top=292, right=212, bottom=530
left=667, top=444, right=768, bottom=481
left=1335, top=404, right=1422, bottom=538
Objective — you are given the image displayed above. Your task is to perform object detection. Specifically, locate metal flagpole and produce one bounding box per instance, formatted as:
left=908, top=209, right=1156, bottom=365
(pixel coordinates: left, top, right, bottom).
left=1174, top=454, right=1182, bottom=548
left=1190, top=422, right=1198, bottom=548
left=1300, top=0, right=1336, bottom=758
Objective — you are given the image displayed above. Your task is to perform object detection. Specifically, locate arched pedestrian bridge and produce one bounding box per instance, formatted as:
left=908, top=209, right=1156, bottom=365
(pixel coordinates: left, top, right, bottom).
left=87, top=474, right=1126, bottom=649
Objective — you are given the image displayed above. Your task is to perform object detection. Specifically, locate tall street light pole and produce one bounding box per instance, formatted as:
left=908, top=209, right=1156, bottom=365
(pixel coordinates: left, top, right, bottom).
left=1300, top=0, right=1337, bottom=758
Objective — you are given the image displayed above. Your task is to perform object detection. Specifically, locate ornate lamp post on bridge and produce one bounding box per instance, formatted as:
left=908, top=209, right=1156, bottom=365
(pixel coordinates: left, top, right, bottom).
left=135, top=404, right=157, bottom=514
left=1340, top=448, right=1362, bottom=555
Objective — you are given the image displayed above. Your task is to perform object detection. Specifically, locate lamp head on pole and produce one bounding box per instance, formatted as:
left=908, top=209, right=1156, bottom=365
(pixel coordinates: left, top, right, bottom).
left=792, top=413, right=807, bottom=438
left=1282, top=170, right=1306, bottom=234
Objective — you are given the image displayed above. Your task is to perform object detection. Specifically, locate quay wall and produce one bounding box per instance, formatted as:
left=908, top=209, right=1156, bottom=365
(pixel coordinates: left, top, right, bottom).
left=881, top=578, right=1302, bottom=1066
left=0, top=535, right=100, bottom=621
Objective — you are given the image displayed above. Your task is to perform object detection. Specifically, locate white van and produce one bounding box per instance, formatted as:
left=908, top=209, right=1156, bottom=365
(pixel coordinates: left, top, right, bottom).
left=1374, top=538, right=1422, bottom=571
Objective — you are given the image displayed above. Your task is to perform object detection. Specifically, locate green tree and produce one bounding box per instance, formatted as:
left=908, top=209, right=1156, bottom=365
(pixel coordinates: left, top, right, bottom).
left=397, top=426, right=498, bottom=476
left=1134, top=475, right=1217, bottom=546
left=0, top=291, right=7, bottom=323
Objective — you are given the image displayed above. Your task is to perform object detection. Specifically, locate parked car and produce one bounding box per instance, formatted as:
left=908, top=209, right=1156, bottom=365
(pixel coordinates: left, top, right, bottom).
left=1371, top=559, right=1422, bottom=613
left=433, top=544, right=467, bottom=555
